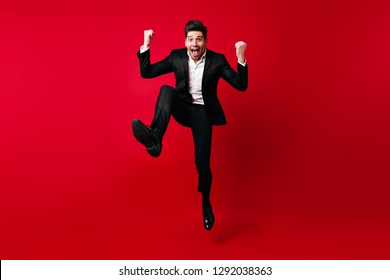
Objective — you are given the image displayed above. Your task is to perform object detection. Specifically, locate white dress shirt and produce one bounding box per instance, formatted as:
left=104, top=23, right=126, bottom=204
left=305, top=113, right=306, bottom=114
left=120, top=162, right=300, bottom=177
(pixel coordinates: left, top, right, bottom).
left=187, top=51, right=206, bottom=105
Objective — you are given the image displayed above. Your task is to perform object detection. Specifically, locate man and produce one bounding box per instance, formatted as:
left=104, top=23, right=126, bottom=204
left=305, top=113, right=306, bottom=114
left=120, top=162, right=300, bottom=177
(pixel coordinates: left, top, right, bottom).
left=132, top=20, right=248, bottom=230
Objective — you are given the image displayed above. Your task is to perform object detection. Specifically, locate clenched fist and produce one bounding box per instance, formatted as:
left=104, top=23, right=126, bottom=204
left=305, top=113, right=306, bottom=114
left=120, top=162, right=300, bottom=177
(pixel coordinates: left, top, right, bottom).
left=235, top=41, right=247, bottom=64
left=144, top=29, right=154, bottom=48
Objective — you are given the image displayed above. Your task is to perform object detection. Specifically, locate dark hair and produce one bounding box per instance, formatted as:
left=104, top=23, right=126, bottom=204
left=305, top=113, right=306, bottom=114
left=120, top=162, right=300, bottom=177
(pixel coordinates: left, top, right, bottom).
left=184, top=20, right=208, bottom=39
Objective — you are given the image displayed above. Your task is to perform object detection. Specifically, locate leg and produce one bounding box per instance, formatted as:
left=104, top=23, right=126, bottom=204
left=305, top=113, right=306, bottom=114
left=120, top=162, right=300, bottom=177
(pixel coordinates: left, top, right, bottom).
left=152, top=85, right=192, bottom=132
left=150, top=85, right=175, bottom=140
left=133, top=85, right=179, bottom=157
left=189, top=105, right=214, bottom=230
left=190, top=105, right=213, bottom=200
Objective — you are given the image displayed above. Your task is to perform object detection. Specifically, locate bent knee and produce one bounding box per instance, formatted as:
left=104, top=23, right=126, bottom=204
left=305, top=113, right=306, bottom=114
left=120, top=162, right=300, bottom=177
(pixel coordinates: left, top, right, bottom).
left=160, top=85, right=175, bottom=93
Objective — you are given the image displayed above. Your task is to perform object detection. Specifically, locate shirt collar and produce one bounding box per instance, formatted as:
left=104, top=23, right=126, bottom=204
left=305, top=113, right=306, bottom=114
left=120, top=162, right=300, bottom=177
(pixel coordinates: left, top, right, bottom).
left=187, top=49, right=207, bottom=63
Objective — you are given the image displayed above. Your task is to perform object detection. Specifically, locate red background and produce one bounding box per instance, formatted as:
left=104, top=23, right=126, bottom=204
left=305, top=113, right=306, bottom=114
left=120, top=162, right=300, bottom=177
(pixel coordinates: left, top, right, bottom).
left=1, top=0, right=390, bottom=259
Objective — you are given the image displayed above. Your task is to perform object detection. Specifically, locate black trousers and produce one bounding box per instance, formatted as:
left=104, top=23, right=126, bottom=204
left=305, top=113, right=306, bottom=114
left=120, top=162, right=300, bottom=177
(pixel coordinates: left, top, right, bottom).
left=150, top=85, right=213, bottom=200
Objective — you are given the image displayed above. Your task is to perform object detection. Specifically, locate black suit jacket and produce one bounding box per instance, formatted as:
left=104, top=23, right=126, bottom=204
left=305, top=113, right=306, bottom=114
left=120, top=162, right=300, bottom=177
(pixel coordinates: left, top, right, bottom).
left=137, top=48, right=248, bottom=125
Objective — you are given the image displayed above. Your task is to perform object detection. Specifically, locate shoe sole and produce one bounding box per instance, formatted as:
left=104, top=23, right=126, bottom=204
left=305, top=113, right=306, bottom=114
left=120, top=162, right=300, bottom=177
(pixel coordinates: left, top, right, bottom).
left=132, top=119, right=153, bottom=146
left=132, top=119, right=161, bottom=157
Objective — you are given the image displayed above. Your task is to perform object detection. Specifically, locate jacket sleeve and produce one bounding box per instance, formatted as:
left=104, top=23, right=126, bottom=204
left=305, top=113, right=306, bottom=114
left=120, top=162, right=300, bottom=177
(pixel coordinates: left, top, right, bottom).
left=137, top=49, right=173, bottom=78
left=220, top=56, right=248, bottom=91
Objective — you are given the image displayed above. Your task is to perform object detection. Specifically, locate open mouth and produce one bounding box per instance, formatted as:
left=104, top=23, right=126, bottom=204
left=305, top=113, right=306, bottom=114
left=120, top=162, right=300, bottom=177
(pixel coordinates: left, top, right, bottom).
left=191, top=48, right=200, bottom=56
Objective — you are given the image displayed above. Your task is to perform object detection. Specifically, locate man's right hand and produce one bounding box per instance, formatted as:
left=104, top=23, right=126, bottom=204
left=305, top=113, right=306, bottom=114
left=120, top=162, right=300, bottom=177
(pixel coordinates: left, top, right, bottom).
left=143, top=30, right=154, bottom=49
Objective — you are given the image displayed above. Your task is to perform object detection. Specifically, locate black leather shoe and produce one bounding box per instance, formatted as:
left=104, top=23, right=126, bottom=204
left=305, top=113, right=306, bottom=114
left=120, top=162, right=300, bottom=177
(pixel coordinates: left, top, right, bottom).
left=202, top=201, right=215, bottom=230
left=132, top=119, right=162, bottom=157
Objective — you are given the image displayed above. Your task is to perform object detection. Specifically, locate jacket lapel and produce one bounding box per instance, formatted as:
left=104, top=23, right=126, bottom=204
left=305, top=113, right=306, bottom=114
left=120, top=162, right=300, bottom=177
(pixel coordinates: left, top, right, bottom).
left=202, top=49, right=212, bottom=88
left=179, top=50, right=189, bottom=91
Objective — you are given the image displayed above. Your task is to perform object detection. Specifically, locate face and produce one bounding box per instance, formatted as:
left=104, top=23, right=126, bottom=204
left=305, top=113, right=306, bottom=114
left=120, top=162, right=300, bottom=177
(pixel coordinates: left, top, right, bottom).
left=185, top=31, right=207, bottom=62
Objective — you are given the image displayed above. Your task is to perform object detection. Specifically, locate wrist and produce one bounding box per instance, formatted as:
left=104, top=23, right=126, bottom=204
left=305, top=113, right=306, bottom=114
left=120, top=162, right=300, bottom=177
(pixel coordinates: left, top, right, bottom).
left=238, top=57, right=245, bottom=64
left=140, top=44, right=150, bottom=53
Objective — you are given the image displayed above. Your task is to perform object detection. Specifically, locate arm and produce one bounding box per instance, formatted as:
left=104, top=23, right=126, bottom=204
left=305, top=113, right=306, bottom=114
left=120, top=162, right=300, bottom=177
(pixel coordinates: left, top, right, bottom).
left=137, top=29, right=173, bottom=78
left=221, top=41, right=248, bottom=91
